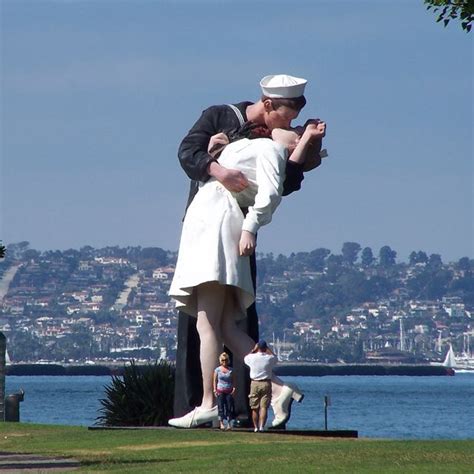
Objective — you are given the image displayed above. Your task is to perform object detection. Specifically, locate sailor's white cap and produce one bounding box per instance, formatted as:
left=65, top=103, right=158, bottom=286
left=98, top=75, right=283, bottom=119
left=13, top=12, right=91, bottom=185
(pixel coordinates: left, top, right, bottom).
left=260, top=74, right=307, bottom=99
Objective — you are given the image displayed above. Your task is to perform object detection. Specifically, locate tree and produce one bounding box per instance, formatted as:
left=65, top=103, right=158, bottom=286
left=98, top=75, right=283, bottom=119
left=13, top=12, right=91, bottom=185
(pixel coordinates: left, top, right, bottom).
left=24, top=249, right=41, bottom=261
left=0, top=243, right=5, bottom=259
left=338, top=270, right=370, bottom=303
left=450, top=272, right=474, bottom=304
left=9, top=330, right=42, bottom=361
left=341, top=242, right=361, bottom=266
left=457, top=256, right=471, bottom=271
left=409, top=250, right=428, bottom=265
left=379, top=246, right=397, bottom=267
left=366, top=275, right=393, bottom=299
left=417, top=251, right=429, bottom=264
left=428, top=253, right=443, bottom=271
left=6, top=241, right=30, bottom=259
left=138, top=247, right=168, bottom=270
left=425, top=0, right=473, bottom=32
left=63, top=248, right=81, bottom=260
left=325, top=254, right=344, bottom=282
left=276, top=253, right=289, bottom=271
left=308, top=248, right=331, bottom=271
left=407, top=270, right=432, bottom=297
left=423, top=269, right=453, bottom=299
left=361, top=247, right=375, bottom=267
left=79, top=245, right=95, bottom=258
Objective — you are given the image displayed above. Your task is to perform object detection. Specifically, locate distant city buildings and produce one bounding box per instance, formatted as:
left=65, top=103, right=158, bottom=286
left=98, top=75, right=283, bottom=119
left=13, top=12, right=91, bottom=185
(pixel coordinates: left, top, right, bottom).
left=0, top=245, right=472, bottom=364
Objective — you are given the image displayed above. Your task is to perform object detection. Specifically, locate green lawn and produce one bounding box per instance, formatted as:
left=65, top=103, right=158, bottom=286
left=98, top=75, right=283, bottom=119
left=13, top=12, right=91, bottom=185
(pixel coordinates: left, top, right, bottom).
left=0, top=423, right=473, bottom=473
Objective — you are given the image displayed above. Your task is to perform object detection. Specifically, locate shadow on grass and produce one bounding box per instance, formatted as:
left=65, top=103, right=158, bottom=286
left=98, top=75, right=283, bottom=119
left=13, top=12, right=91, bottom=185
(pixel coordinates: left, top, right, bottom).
left=81, top=457, right=186, bottom=467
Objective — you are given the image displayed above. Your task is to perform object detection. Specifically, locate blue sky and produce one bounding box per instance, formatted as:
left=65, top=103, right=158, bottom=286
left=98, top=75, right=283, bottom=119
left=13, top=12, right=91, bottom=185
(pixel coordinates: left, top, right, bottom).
left=1, top=0, right=472, bottom=262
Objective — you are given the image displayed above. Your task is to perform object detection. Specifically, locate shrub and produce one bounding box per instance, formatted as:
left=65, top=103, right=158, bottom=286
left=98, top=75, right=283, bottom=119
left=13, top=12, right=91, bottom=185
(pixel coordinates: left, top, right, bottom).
left=97, top=359, right=175, bottom=426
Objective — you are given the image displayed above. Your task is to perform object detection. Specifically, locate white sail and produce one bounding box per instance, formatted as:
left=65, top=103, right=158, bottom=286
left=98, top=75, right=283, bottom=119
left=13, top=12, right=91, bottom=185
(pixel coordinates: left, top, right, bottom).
left=442, top=344, right=457, bottom=368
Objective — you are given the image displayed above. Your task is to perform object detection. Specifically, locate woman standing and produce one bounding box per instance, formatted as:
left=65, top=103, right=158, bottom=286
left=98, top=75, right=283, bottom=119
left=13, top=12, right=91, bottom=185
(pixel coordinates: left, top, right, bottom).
left=213, top=352, right=236, bottom=430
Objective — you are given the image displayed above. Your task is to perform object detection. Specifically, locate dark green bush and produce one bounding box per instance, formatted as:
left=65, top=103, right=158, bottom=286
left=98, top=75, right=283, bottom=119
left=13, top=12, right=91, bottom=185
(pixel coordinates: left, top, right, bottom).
left=97, top=360, right=175, bottom=426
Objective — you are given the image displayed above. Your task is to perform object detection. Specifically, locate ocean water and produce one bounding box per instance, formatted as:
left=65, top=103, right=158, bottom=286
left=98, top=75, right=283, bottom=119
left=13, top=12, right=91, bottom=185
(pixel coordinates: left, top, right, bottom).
left=5, top=373, right=474, bottom=439
left=284, top=374, right=474, bottom=439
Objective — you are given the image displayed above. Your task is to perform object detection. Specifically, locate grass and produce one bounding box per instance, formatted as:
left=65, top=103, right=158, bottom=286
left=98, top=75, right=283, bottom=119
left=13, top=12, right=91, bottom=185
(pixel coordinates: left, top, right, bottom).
left=0, top=423, right=473, bottom=473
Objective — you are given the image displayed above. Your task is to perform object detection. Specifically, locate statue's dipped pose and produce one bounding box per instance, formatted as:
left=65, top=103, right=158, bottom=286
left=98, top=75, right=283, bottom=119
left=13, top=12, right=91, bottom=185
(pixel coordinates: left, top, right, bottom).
left=170, top=75, right=326, bottom=428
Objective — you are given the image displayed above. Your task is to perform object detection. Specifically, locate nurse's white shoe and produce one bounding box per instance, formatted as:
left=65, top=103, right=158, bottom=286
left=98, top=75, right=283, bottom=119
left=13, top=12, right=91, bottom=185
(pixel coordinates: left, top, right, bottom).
left=271, top=384, right=304, bottom=429
left=168, top=406, right=218, bottom=428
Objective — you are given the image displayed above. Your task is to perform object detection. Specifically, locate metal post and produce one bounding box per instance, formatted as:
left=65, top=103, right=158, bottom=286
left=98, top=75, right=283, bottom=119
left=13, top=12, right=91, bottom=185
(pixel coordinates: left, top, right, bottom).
left=324, top=395, right=331, bottom=430
left=5, top=390, right=24, bottom=422
left=0, top=333, right=6, bottom=422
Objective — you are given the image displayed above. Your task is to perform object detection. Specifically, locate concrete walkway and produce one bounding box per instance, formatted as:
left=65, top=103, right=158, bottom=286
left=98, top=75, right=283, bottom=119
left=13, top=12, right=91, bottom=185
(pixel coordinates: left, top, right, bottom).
left=0, top=265, right=21, bottom=301
left=113, top=273, right=139, bottom=310
left=0, top=452, right=80, bottom=472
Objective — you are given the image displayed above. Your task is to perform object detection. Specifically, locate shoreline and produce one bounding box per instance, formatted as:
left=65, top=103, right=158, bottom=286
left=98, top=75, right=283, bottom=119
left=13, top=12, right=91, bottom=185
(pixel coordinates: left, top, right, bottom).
left=5, top=363, right=456, bottom=377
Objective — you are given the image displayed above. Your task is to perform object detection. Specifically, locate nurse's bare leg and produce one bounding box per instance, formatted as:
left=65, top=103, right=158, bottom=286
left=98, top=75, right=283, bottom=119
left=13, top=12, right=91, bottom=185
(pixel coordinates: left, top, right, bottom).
left=220, top=290, right=304, bottom=428
left=220, top=289, right=284, bottom=398
left=196, top=281, right=225, bottom=409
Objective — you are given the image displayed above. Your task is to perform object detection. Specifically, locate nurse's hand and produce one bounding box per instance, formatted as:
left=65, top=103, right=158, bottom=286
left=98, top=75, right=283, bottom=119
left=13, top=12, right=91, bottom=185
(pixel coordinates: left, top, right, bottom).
left=304, top=119, right=326, bottom=139
left=239, top=230, right=256, bottom=256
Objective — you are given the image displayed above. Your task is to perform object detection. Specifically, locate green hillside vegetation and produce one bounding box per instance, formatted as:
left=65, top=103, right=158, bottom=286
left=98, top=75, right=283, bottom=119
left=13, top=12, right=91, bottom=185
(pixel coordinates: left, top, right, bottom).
left=1, top=242, right=472, bottom=363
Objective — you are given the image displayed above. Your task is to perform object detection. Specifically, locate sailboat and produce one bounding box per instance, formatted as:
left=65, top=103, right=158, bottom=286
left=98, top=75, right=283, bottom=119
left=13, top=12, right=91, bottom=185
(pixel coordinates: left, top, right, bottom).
left=4, top=349, right=11, bottom=365
left=442, top=344, right=456, bottom=368
left=440, top=344, right=474, bottom=371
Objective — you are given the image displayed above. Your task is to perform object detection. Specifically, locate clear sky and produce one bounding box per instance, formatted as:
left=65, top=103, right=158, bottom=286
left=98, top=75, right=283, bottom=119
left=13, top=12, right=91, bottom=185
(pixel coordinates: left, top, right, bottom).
left=1, top=0, right=472, bottom=262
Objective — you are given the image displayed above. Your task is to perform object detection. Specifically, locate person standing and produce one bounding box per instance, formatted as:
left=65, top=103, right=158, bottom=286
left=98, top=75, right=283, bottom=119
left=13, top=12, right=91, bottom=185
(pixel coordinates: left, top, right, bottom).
left=174, top=74, right=325, bottom=426
left=244, top=340, right=277, bottom=432
left=213, top=352, right=236, bottom=430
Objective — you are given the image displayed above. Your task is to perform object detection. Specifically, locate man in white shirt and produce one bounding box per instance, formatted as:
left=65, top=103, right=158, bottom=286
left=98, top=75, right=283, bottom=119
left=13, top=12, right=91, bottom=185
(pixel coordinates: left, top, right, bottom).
left=244, top=340, right=277, bottom=432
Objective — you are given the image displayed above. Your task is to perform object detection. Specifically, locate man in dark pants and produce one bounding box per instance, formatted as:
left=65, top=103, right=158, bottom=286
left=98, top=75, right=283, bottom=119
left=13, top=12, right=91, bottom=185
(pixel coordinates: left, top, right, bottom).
left=173, top=74, right=324, bottom=425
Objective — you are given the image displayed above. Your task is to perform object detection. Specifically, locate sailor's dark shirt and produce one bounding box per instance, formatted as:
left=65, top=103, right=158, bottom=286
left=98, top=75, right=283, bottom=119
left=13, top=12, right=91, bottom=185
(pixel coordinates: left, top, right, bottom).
left=178, top=101, right=310, bottom=210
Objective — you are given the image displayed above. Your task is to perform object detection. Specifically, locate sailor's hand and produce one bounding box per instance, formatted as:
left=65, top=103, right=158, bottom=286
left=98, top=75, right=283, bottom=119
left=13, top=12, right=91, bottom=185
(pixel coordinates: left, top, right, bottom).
left=208, top=162, right=249, bottom=192
left=239, top=230, right=256, bottom=256
left=208, top=133, right=229, bottom=158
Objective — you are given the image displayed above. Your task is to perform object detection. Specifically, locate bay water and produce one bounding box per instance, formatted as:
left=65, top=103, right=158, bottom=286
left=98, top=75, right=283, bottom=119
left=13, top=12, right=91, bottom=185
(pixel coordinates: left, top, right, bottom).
left=5, top=373, right=474, bottom=439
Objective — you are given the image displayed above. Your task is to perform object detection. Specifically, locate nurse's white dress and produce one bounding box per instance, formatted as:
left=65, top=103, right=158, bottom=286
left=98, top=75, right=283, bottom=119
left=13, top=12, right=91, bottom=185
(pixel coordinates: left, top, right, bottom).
left=169, top=138, right=287, bottom=319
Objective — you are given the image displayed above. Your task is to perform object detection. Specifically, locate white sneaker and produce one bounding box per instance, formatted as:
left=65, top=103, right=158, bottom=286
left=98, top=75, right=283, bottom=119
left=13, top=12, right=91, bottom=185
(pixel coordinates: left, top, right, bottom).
left=271, top=384, right=304, bottom=428
left=254, top=427, right=258, bottom=432
left=168, top=406, right=218, bottom=428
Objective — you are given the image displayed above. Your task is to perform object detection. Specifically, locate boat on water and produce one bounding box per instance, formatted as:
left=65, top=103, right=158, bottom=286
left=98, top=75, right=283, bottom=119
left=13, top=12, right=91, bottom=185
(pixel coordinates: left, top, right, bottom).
left=432, top=344, right=474, bottom=371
